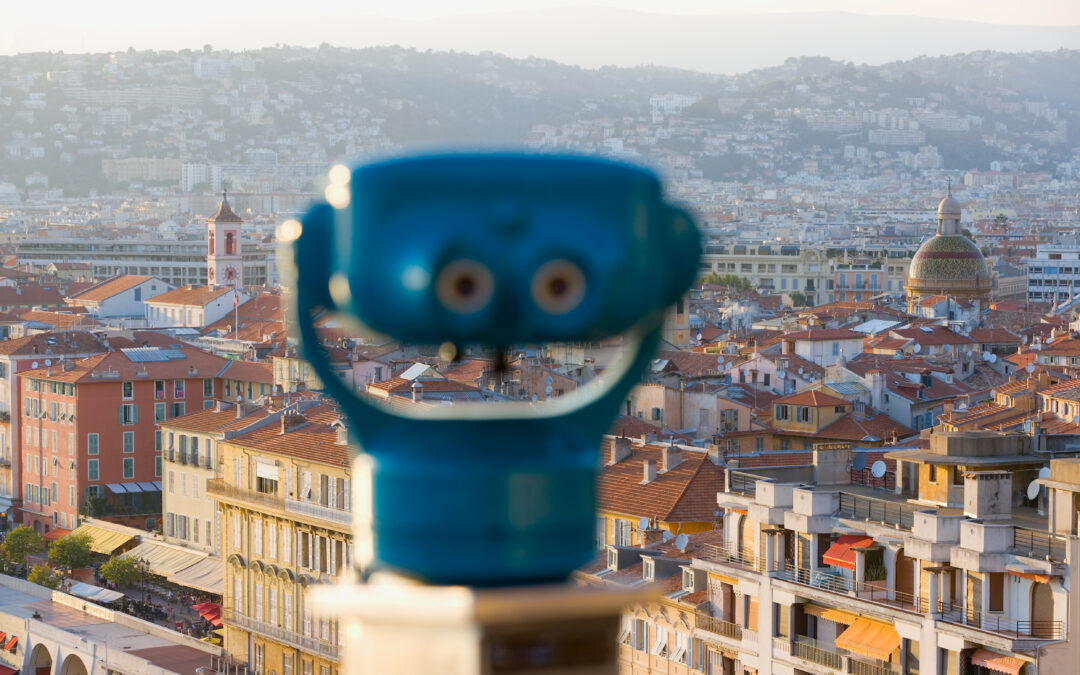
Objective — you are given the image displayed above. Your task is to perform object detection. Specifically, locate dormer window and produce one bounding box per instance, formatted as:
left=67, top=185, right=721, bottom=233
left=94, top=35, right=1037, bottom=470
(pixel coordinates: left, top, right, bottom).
left=607, top=548, right=618, bottom=570
left=682, top=567, right=695, bottom=591
left=643, top=558, right=655, bottom=581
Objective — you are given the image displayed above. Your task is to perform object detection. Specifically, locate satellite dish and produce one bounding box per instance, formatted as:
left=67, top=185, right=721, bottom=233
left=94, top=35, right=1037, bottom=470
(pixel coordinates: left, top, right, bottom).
left=1026, top=363, right=1035, bottom=374
left=675, top=534, right=689, bottom=552
left=989, top=354, right=997, bottom=363
left=44, top=359, right=51, bottom=366
left=638, top=516, right=650, bottom=530
left=31, top=361, right=38, bottom=368
left=871, top=460, right=887, bottom=478
left=662, top=531, right=675, bottom=542
left=717, top=356, right=725, bottom=366
left=531, top=394, right=538, bottom=402
left=982, top=351, right=991, bottom=361
left=546, top=375, right=553, bottom=385
left=913, top=344, right=922, bottom=353
left=697, top=332, right=703, bottom=341
left=853, top=453, right=868, bottom=472
left=1026, top=480, right=1041, bottom=501
left=1039, top=467, right=1051, bottom=479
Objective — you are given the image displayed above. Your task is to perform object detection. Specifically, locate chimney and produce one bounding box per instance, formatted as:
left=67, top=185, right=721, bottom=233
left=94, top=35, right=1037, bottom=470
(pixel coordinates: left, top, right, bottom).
left=609, top=437, right=632, bottom=465
left=964, top=470, right=1012, bottom=521
left=661, top=441, right=682, bottom=472
left=641, top=525, right=665, bottom=547
left=280, top=412, right=308, bottom=434
left=641, top=460, right=657, bottom=484
left=411, top=381, right=422, bottom=402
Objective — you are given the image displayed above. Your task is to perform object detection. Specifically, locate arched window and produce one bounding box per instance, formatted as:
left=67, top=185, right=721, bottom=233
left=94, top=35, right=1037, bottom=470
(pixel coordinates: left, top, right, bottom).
left=225, top=232, right=236, bottom=255
left=208, top=231, right=215, bottom=256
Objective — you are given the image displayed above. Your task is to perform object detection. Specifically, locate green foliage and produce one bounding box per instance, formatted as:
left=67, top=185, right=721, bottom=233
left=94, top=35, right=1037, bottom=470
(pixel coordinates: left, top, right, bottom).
left=100, top=555, right=141, bottom=587
left=49, top=531, right=94, bottom=570
left=789, top=291, right=807, bottom=307
left=703, top=273, right=753, bottom=292
left=2, top=525, right=45, bottom=565
left=27, top=563, right=60, bottom=589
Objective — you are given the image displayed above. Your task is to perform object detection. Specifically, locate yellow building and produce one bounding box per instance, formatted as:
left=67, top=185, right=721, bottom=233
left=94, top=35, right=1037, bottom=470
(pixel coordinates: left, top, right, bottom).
left=208, top=400, right=352, bottom=675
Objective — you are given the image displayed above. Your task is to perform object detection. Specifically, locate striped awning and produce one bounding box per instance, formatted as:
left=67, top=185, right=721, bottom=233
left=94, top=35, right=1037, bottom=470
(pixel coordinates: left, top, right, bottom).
left=124, top=541, right=206, bottom=577
left=823, top=535, right=874, bottom=571
left=970, top=649, right=1026, bottom=675
left=834, top=618, right=899, bottom=661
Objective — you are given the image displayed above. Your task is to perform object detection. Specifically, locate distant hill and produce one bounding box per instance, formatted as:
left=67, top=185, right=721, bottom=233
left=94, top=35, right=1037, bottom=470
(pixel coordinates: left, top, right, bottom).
left=9, top=6, right=1080, bottom=73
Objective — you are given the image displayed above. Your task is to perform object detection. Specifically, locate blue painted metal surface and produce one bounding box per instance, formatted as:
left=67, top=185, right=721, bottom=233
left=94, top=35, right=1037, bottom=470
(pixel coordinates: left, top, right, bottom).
left=285, top=153, right=700, bottom=586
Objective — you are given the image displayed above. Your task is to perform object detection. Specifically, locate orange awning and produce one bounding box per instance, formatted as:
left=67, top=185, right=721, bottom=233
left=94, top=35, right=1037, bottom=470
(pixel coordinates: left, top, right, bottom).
left=823, top=535, right=874, bottom=571
left=5, top=635, right=17, bottom=652
left=970, top=649, right=1026, bottom=675
left=729, top=508, right=748, bottom=515
left=834, top=618, right=899, bottom=661
left=42, top=528, right=71, bottom=542
left=821, top=608, right=860, bottom=625
left=1009, top=570, right=1052, bottom=584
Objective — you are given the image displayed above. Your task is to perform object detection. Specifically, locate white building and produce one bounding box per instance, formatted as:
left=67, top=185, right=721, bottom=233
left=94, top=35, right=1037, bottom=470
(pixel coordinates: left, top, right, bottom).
left=145, top=286, right=248, bottom=329
left=1026, top=245, right=1080, bottom=305
left=66, top=275, right=173, bottom=319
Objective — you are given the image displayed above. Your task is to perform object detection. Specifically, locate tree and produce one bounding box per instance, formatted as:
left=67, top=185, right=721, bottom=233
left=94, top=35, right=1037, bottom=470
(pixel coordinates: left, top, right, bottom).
left=100, top=555, right=141, bottom=587
left=49, top=532, right=93, bottom=570
left=2, top=526, right=45, bottom=565
left=27, top=563, right=59, bottom=589
left=789, top=291, right=808, bottom=307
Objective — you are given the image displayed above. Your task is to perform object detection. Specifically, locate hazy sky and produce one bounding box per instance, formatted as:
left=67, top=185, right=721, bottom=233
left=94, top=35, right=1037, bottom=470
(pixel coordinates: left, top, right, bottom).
left=2, top=0, right=1079, bottom=58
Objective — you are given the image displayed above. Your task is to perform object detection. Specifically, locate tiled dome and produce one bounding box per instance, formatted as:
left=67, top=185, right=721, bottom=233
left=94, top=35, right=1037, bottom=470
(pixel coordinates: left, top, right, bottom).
left=908, top=234, right=989, bottom=283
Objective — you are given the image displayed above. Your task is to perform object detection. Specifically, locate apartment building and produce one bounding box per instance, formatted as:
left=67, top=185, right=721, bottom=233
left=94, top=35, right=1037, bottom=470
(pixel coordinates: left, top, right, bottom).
left=17, top=345, right=226, bottom=533
left=1025, top=245, right=1080, bottom=305
left=158, top=401, right=272, bottom=555
left=209, top=401, right=350, bottom=675
left=597, top=431, right=1077, bottom=675
left=0, top=332, right=105, bottom=525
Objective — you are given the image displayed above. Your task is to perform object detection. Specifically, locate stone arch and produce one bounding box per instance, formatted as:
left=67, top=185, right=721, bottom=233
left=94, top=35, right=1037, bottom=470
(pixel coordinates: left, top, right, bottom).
left=60, top=653, right=88, bottom=675
left=29, top=643, right=52, bottom=675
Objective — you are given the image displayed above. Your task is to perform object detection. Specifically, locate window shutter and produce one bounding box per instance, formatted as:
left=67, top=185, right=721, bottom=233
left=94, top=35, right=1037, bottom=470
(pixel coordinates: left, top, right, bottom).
left=342, top=479, right=350, bottom=511
left=132, top=405, right=138, bottom=423
left=118, top=405, right=124, bottom=424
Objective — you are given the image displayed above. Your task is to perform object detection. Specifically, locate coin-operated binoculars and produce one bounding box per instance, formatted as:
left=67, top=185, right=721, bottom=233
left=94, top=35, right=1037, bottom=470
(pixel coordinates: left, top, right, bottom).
left=282, top=153, right=700, bottom=673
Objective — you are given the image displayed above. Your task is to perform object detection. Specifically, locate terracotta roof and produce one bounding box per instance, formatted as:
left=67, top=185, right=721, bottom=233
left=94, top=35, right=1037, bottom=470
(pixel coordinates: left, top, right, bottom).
left=226, top=402, right=349, bottom=468
left=597, top=440, right=724, bottom=522
left=0, top=285, right=66, bottom=307
left=68, top=275, right=154, bottom=302
left=201, top=293, right=284, bottom=341
left=158, top=402, right=272, bottom=434
left=968, top=328, right=1021, bottom=344
left=783, top=329, right=864, bottom=341
left=757, top=351, right=825, bottom=378
left=11, top=310, right=100, bottom=329
left=0, top=331, right=106, bottom=357
left=106, top=331, right=186, bottom=350
left=815, top=411, right=914, bottom=442
left=217, top=360, right=273, bottom=384
left=441, top=359, right=491, bottom=386
left=890, top=326, right=974, bottom=346
left=20, top=346, right=228, bottom=383
left=367, top=377, right=478, bottom=394
left=773, top=390, right=850, bottom=407
left=145, top=285, right=232, bottom=307
left=608, top=417, right=693, bottom=442
left=657, top=350, right=726, bottom=377
left=208, top=193, right=242, bottom=223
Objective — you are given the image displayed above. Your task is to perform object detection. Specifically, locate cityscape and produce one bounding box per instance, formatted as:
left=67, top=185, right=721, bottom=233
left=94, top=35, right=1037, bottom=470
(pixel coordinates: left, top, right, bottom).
left=3, top=6, right=1080, bottom=675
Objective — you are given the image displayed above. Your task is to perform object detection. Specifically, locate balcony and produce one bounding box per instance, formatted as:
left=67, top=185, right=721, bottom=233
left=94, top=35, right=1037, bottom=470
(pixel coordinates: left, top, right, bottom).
left=780, top=563, right=927, bottom=614
left=936, top=600, right=1063, bottom=640
left=1012, top=527, right=1068, bottom=562
left=695, top=612, right=742, bottom=641
left=791, top=635, right=844, bottom=670
left=787, top=635, right=899, bottom=675
left=0, top=456, right=10, bottom=468
left=284, top=498, right=352, bottom=526
left=222, top=608, right=339, bottom=661
left=726, top=471, right=763, bottom=497
left=699, top=543, right=762, bottom=572
left=838, top=492, right=917, bottom=531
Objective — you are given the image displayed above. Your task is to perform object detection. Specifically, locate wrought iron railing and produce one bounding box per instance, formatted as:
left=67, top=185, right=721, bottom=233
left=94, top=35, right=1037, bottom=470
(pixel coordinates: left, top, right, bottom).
left=1012, top=527, right=1068, bottom=562
left=727, top=471, right=763, bottom=497
left=935, top=600, right=1063, bottom=639
left=838, top=492, right=916, bottom=530
left=695, top=612, right=742, bottom=640
left=781, top=563, right=927, bottom=614
left=792, top=635, right=843, bottom=670
left=223, top=608, right=339, bottom=661
left=700, top=543, right=762, bottom=571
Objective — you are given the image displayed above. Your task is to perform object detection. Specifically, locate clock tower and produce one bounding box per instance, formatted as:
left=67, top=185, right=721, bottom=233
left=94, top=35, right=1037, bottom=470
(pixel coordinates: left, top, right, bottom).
left=207, top=191, right=243, bottom=288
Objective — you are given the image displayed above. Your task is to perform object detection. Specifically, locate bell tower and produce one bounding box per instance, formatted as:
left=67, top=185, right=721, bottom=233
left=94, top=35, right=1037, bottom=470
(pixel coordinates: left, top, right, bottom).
left=207, top=191, right=243, bottom=288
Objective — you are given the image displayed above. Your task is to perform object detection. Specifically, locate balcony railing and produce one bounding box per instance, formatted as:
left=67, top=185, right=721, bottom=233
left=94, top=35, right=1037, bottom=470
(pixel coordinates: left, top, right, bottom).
left=284, top=498, right=352, bottom=526
left=1012, top=527, right=1068, bottom=562
left=223, top=608, right=339, bottom=661
left=726, top=471, right=764, bottom=497
left=700, top=543, right=762, bottom=571
left=936, top=600, right=1064, bottom=640
left=838, top=492, right=916, bottom=530
left=781, top=563, right=927, bottom=614
left=0, top=455, right=10, bottom=468
left=695, top=612, right=742, bottom=640
left=792, top=635, right=843, bottom=670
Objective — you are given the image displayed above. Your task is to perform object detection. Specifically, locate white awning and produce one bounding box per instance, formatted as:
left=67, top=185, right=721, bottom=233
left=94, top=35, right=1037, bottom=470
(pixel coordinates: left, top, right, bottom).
left=124, top=541, right=206, bottom=577
left=68, top=582, right=125, bottom=604
left=167, top=555, right=224, bottom=595
left=255, top=462, right=279, bottom=480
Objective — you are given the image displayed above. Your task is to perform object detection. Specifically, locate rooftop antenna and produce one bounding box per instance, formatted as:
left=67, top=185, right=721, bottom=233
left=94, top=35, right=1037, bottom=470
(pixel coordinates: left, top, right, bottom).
left=871, top=460, right=887, bottom=479
left=674, top=534, right=689, bottom=552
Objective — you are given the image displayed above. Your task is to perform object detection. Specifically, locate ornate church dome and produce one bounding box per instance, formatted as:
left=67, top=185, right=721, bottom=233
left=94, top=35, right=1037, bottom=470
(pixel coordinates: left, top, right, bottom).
left=904, top=191, right=991, bottom=312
